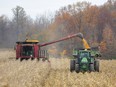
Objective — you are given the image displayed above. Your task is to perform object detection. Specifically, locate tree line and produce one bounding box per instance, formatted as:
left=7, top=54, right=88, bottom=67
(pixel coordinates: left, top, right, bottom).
left=0, top=0, right=116, bottom=58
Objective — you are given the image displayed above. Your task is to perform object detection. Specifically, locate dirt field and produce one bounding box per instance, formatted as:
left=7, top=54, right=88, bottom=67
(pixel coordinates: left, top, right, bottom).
left=0, top=49, right=116, bottom=87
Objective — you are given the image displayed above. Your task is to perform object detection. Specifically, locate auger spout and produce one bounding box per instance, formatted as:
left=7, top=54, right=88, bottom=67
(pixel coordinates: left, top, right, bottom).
left=40, top=33, right=84, bottom=47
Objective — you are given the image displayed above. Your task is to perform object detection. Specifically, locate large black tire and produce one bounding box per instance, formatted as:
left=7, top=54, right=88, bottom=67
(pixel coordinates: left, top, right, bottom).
left=94, top=60, right=99, bottom=72
left=16, top=58, right=19, bottom=60
left=75, top=59, right=78, bottom=64
left=89, top=64, right=95, bottom=72
left=70, top=60, right=75, bottom=72
left=31, top=58, right=34, bottom=60
left=25, top=58, right=29, bottom=60
left=75, top=64, right=80, bottom=73
left=20, top=58, right=23, bottom=62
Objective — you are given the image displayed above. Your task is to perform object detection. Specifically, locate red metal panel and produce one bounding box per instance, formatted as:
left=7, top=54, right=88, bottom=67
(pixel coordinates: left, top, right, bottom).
left=16, top=44, right=21, bottom=58
left=38, top=46, right=40, bottom=58
left=34, top=44, right=39, bottom=58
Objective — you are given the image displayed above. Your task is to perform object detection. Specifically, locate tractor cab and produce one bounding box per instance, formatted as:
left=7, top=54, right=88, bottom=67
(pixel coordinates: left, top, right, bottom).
left=79, top=50, right=91, bottom=59
left=73, top=49, right=91, bottom=57
left=22, top=45, right=33, bottom=56
left=22, top=40, right=38, bottom=57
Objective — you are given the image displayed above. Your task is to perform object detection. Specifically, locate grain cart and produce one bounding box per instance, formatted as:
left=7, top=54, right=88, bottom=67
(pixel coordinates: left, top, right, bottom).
left=15, top=33, right=83, bottom=61
left=70, top=48, right=100, bottom=73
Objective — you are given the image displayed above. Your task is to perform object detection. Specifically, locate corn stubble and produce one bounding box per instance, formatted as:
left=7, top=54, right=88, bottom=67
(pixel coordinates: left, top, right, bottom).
left=0, top=49, right=116, bottom=87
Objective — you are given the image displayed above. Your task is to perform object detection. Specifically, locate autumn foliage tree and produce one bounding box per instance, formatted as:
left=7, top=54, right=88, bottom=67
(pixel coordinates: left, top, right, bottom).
left=0, top=0, right=116, bottom=58
left=52, top=0, right=116, bottom=58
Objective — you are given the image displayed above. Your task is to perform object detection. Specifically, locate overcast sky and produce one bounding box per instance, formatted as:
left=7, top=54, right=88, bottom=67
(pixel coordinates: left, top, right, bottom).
left=0, top=0, right=108, bottom=19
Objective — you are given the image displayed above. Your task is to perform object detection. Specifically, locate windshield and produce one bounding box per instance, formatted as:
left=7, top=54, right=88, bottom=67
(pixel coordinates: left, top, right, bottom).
left=80, top=52, right=90, bottom=58
left=22, top=46, right=33, bottom=56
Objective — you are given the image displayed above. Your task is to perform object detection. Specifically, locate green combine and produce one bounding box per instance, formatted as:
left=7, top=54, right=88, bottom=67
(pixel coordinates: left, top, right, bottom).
left=70, top=48, right=101, bottom=73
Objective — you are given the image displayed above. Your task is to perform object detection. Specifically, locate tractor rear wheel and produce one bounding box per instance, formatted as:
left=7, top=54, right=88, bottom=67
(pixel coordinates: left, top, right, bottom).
left=94, top=60, right=99, bottom=72
left=75, top=64, right=80, bottom=73
left=70, top=60, right=75, bottom=72
left=89, top=64, right=95, bottom=72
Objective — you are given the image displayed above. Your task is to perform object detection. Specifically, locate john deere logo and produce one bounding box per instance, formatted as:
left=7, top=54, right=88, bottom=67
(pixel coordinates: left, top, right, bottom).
left=81, top=57, right=88, bottom=63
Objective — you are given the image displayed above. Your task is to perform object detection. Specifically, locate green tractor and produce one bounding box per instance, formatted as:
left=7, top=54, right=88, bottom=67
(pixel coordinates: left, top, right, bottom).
left=70, top=48, right=101, bottom=73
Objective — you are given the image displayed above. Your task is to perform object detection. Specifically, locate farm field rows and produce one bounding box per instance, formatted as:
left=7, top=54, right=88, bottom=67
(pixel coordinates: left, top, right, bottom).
left=0, top=49, right=116, bottom=87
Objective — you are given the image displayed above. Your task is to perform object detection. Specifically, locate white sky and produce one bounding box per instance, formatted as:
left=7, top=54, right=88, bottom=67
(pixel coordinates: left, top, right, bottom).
left=0, top=0, right=108, bottom=19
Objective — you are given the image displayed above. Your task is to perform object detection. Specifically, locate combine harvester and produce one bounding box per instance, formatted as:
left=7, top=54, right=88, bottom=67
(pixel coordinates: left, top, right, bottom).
left=15, top=33, right=83, bottom=61
left=70, top=34, right=101, bottom=72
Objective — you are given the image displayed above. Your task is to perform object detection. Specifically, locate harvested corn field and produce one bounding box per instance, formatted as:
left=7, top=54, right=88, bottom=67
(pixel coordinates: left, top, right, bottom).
left=0, top=49, right=116, bottom=87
